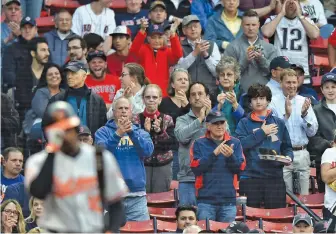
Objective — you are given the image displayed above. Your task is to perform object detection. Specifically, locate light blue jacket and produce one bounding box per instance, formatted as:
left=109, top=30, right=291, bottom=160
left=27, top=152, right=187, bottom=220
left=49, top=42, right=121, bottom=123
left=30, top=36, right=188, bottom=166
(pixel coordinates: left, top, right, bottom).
left=44, top=29, right=75, bottom=66
left=204, top=8, right=244, bottom=52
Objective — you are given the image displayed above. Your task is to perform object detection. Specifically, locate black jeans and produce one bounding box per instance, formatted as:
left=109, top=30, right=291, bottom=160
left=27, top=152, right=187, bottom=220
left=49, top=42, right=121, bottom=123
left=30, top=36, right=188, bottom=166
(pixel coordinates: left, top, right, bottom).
left=239, top=178, right=286, bottom=208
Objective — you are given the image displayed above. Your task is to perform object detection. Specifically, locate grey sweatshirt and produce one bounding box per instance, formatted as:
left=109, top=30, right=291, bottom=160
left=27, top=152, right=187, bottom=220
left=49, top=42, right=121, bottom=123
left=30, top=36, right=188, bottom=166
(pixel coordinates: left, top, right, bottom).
left=174, top=109, right=207, bottom=183
left=224, top=34, right=277, bottom=92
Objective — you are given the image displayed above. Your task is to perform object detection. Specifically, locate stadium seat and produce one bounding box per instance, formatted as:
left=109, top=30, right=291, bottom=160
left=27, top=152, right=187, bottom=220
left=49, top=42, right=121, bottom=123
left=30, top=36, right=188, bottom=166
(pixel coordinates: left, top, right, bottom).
left=148, top=207, right=176, bottom=221
left=156, top=220, right=177, bottom=232
left=236, top=205, right=245, bottom=221
left=36, top=16, right=55, bottom=33
left=311, top=55, right=330, bottom=87
left=120, top=220, right=154, bottom=233
left=170, top=180, right=178, bottom=190
left=287, top=193, right=324, bottom=209
left=146, top=189, right=178, bottom=208
left=197, top=220, right=207, bottom=230
left=310, top=168, right=316, bottom=178
left=246, top=220, right=261, bottom=230
left=296, top=207, right=323, bottom=219
left=261, top=221, right=293, bottom=233
left=310, top=36, right=328, bottom=51
left=245, top=207, right=294, bottom=222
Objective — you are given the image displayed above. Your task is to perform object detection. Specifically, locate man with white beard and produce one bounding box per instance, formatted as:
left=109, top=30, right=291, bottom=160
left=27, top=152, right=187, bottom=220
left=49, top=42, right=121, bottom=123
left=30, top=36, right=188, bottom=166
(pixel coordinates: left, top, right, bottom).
left=85, top=50, right=121, bottom=110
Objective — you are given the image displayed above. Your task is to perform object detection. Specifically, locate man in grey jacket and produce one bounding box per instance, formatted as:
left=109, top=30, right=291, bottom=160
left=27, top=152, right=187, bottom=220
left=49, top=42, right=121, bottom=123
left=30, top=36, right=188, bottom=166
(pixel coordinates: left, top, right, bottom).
left=176, top=15, right=220, bottom=96
left=44, top=9, right=75, bottom=66
left=224, top=10, right=277, bottom=92
left=174, top=82, right=211, bottom=206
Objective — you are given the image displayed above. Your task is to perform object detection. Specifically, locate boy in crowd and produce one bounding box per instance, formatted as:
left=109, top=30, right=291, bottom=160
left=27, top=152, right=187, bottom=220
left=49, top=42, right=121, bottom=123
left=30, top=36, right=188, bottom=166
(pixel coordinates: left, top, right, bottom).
left=236, top=84, right=293, bottom=208
left=310, top=73, right=336, bottom=193
left=129, top=17, right=183, bottom=96
left=191, top=111, right=244, bottom=222
left=106, top=26, right=138, bottom=77
left=175, top=205, right=198, bottom=233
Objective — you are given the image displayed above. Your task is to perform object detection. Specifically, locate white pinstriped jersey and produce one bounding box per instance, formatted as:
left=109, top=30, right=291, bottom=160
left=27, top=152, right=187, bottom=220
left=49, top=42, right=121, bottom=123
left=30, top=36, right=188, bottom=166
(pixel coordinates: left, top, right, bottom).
left=263, top=15, right=317, bottom=75
left=71, top=4, right=116, bottom=40
left=24, top=143, right=128, bottom=232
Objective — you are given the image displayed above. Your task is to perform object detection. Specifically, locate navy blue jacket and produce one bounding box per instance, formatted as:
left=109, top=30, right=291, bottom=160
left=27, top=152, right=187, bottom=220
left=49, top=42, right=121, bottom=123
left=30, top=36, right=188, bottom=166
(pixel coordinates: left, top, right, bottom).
left=3, top=182, right=30, bottom=218
left=190, top=132, right=244, bottom=205
left=235, top=111, right=293, bottom=179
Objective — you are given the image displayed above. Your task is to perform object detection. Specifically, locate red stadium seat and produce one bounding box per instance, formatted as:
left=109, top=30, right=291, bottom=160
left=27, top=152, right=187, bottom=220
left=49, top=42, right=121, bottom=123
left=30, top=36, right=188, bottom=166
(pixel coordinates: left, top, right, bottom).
left=261, top=221, right=293, bottom=233
left=148, top=207, right=176, bottom=221
left=287, top=193, right=324, bottom=209
left=36, top=16, right=55, bottom=28
left=246, top=220, right=260, bottom=230
left=146, top=189, right=178, bottom=208
left=170, top=180, right=178, bottom=190
left=197, top=220, right=207, bottom=230
left=120, top=220, right=154, bottom=233
left=311, top=55, right=330, bottom=87
left=297, top=207, right=323, bottom=219
left=310, top=168, right=317, bottom=178
left=156, top=220, right=177, bottom=232
left=236, top=205, right=244, bottom=221
left=310, top=36, right=329, bottom=50
left=245, top=207, right=294, bottom=222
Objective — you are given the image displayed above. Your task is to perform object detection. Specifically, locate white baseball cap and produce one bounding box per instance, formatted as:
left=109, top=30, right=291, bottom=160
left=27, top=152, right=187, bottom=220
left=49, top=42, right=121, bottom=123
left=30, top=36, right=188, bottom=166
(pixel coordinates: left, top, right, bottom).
left=110, top=25, right=131, bottom=37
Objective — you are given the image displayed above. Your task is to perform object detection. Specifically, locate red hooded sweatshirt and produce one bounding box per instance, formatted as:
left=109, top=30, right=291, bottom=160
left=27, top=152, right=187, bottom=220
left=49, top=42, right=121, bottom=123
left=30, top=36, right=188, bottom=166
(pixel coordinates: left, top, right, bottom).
left=129, top=31, right=183, bottom=97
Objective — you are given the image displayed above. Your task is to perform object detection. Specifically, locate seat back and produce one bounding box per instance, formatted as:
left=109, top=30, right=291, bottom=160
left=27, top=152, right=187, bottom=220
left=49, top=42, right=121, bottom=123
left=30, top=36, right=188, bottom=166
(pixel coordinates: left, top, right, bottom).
left=120, top=220, right=154, bottom=233
left=148, top=207, right=176, bottom=221
left=146, top=189, right=178, bottom=208
left=246, top=206, right=294, bottom=222
left=261, top=220, right=293, bottom=233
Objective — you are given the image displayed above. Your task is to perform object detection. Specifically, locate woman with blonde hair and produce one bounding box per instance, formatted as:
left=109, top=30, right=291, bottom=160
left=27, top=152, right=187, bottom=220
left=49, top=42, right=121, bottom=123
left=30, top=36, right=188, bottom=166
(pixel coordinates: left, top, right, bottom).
left=133, top=84, right=175, bottom=193
left=25, top=197, right=44, bottom=232
left=1, top=199, right=26, bottom=233
left=107, top=63, right=150, bottom=120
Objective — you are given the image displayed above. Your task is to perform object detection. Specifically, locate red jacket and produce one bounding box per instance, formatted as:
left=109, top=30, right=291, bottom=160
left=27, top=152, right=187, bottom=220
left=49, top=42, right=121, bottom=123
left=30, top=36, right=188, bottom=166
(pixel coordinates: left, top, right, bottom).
left=329, top=29, right=336, bottom=47
left=129, top=31, right=183, bottom=96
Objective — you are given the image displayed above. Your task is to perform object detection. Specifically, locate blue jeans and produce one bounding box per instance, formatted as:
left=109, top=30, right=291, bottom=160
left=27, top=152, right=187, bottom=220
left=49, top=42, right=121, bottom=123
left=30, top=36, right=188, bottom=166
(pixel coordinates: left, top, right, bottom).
left=172, top=150, right=179, bottom=180
left=197, top=203, right=237, bottom=222
left=178, top=182, right=197, bottom=206
left=20, top=0, right=43, bottom=19
left=123, top=196, right=150, bottom=221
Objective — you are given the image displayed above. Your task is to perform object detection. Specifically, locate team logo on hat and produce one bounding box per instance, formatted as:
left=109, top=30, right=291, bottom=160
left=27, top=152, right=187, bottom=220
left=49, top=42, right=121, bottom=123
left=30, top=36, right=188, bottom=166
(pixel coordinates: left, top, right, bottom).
left=153, top=25, right=159, bottom=30
left=326, top=74, right=335, bottom=78
left=283, top=56, right=289, bottom=61
left=79, top=126, right=84, bottom=133
left=25, top=16, right=31, bottom=21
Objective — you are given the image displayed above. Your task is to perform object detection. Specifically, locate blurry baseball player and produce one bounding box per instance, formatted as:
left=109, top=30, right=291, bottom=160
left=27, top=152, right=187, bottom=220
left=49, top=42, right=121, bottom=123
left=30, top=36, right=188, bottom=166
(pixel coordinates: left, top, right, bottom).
left=25, top=101, right=128, bottom=233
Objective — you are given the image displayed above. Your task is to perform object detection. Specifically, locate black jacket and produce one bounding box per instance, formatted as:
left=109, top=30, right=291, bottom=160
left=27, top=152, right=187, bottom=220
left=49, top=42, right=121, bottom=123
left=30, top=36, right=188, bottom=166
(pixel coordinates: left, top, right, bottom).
left=43, top=86, right=107, bottom=135
left=1, top=93, right=20, bottom=151
left=2, top=36, right=32, bottom=92
left=309, top=99, right=336, bottom=163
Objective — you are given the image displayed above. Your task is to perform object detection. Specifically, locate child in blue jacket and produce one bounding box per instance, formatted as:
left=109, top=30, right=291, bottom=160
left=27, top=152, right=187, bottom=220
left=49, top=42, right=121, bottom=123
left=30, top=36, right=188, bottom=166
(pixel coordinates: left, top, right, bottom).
left=235, top=83, right=293, bottom=209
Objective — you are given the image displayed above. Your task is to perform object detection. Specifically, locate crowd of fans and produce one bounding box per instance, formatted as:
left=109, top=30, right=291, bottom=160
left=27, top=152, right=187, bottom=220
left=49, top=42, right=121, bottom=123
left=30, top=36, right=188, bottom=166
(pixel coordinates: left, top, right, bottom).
left=1, top=0, right=336, bottom=232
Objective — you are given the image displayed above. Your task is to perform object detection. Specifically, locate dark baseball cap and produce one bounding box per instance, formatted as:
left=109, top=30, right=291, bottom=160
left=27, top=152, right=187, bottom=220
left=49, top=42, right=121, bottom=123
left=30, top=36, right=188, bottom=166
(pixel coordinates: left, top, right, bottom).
left=291, top=64, right=305, bottom=74
left=64, top=60, right=89, bottom=73
left=149, top=1, right=166, bottom=11
left=148, top=24, right=165, bottom=35
left=87, top=50, right=106, bottom=63
left=4, top=0, right=21, bottom=6
left=206, top=111, right=227, bottom=124
left=182, top=15, right=200, bottom=27
left=77, top=125, right=91, bottom=136
left=292, top=214, right=313, bottom=226
left=270, top=56, right=291, bottom=70
left=20, top=16, right=36, bottom=27
left=321, top=72, right=336, bottom=85
left=225, top=221, right=250, bottom=233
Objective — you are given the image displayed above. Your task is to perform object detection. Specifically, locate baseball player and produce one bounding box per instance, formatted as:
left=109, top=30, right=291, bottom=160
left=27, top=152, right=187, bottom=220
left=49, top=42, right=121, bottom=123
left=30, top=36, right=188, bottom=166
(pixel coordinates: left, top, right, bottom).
left=25, top=101, right=128, bottom=233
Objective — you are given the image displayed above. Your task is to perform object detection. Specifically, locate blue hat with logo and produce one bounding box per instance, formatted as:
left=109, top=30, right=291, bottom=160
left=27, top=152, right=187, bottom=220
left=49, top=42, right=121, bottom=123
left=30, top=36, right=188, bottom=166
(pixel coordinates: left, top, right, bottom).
left=148, top=24, right=165, bottom=35
left=64, top=60, right=89, bottom=73
left=321, top=72, right=336, bottom=85
left=20, top=16, right=36, bottom=27
left=206, top=111, right=227, bottom=124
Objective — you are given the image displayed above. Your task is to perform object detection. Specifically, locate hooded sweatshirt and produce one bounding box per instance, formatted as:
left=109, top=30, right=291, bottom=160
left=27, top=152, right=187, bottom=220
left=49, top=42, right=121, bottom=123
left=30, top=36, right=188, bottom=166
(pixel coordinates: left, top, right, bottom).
left=235, top=111, right=293, bottom=179
left=44, top=29, right=76, bottom=66
left=95, top=120, right=154, bottom=192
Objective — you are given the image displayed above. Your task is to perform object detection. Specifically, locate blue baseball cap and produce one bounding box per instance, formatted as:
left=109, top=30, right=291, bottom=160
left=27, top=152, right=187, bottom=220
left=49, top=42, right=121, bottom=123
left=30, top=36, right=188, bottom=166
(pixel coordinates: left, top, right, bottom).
left=64, top=60, right=89, bottom=73
left=206, top=111, right=227, bottom=124
left=321, top=72, right=336, bottom=85
left=148, top=24, right=165, bottom=35
left=20, top=16, right=36, bottom=27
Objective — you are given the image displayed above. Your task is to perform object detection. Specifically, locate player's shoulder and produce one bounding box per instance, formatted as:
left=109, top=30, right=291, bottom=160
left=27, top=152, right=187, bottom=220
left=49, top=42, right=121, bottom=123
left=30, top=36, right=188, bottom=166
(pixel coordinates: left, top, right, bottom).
left=26, top=150, right=49, bottom=167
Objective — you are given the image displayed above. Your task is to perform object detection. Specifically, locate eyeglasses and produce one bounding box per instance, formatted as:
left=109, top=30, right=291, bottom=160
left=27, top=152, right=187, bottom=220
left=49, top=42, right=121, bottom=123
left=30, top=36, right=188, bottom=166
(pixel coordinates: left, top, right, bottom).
left=120, top=72, right=129, bottom=78
left=3, top=209, right=19, bottom=217
left=67, top=46, right=82, bottom=51
left=144, top=95, right=159, bottom=100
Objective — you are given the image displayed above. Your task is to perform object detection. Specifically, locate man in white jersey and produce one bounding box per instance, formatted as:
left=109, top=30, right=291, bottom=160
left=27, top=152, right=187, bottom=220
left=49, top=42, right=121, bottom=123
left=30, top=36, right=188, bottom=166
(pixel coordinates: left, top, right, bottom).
left=72, top=0, right=116, bottom=54
left=299, top=0, right=327, bottom=27
left=261, top=0, right=319, bottom=76
left=24, top=101, right=128, bottom=233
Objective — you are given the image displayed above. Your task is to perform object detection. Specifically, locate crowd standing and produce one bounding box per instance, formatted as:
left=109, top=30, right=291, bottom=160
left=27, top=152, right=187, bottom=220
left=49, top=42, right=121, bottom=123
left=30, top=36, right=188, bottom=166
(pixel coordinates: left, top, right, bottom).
left=1, top=0, right=336, bottom=232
